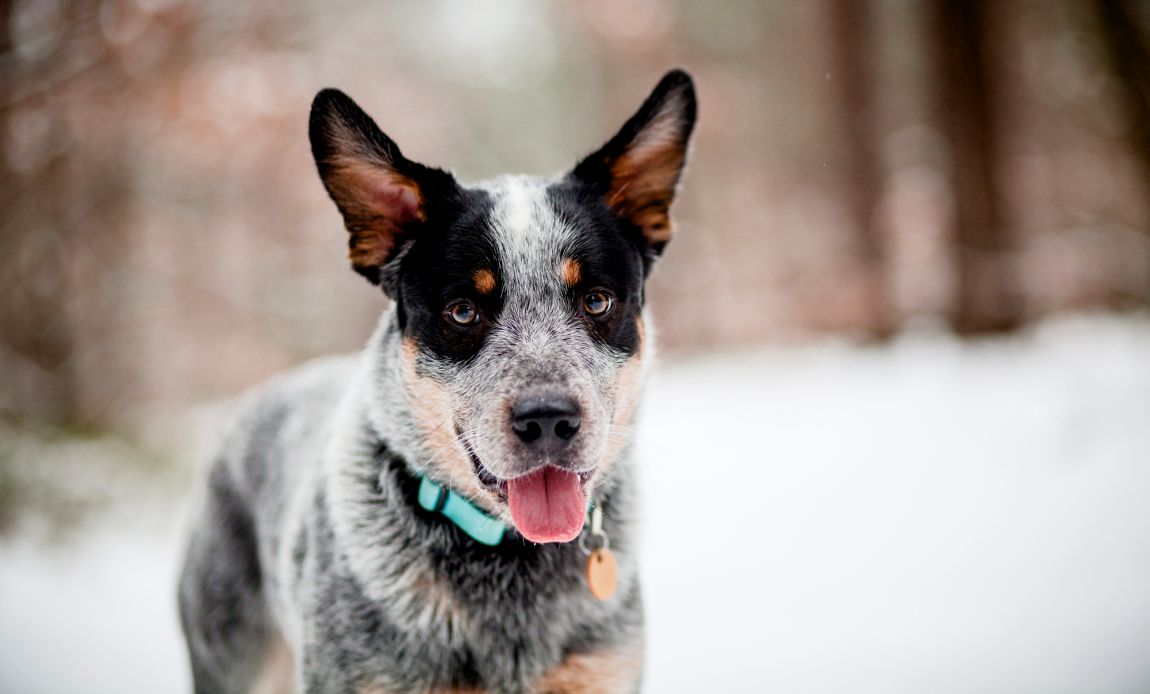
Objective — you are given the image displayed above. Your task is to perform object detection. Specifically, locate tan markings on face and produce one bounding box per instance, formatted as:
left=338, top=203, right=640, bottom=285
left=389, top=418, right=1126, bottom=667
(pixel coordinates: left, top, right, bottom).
left=601, top=318, right=646, bottom=467
left=560, top=258, right=582, bottom=287
left=532, top=641, right=644, bottom=694
left=473, top=268, right=496, bottom=295
left=400, top=339, right=496, bottom=511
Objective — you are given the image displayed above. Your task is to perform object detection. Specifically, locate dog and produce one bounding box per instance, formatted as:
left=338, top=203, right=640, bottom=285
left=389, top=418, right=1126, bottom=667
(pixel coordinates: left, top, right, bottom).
left=178, top=69, right=697, bottom=694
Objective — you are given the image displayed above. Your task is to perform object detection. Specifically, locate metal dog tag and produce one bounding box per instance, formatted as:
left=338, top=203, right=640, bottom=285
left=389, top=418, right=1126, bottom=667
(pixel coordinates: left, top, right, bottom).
left=586, top=547, right=617, bottom=600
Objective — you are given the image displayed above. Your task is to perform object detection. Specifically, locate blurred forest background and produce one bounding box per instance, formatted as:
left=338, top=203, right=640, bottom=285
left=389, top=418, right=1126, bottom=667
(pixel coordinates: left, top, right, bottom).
left=2, top=0, right=1150, bottom=534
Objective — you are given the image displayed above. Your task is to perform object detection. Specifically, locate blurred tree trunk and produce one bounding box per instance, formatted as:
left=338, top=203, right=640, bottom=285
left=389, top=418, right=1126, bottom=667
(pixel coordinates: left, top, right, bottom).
left=0, top=0, right=80, bottom=425
left=826, top=0, right=894, bottom=340
left=1094, top=0, right=1150, bottom=305
left=928, top=0, right=1022, bottom=335
left=1095, top=0, right=1150, bottom=187
left=0, top=3, right=103, bottom=427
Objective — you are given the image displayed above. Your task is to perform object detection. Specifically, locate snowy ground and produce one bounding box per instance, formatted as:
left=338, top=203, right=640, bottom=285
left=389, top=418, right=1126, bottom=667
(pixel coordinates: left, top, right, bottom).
left=3, top=314, right=1150, bottom=693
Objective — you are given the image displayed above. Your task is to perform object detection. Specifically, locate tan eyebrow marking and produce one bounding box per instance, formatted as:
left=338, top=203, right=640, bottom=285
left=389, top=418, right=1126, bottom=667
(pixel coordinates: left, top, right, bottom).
left=560, top=258, right=582, bottom=287
left=473, top=268, right=496, bottom=294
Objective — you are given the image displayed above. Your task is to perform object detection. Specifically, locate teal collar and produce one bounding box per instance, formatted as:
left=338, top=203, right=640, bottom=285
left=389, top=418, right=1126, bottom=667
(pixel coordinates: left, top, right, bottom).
left=417, top=476, right=507, bottom=546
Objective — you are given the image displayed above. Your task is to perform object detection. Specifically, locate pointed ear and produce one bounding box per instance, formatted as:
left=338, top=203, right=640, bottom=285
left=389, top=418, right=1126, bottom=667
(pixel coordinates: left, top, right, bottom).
left=309, top=89, right=456, bottom=286
left=571, top=69, right=697, bottom=258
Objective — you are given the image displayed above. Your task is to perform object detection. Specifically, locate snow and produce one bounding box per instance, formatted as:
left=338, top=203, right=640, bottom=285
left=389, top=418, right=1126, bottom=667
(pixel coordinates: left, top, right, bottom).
left=4, top=314, right=1150, bottom=693
left=0, top=521, right=189, bottom=694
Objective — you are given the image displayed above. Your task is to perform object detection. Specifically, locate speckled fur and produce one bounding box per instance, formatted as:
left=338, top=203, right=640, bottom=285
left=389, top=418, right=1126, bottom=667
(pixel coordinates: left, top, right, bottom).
left=178, top=70, right=696, bottom=694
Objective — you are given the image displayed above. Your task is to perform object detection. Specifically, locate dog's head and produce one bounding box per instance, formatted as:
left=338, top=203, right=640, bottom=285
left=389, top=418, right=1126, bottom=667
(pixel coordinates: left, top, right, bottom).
left=310, top=71, right=696, bottom=543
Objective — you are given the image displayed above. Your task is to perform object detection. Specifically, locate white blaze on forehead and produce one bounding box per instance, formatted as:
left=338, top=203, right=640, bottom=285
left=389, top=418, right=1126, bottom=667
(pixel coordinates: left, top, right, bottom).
left=501, top=176, right=536, bottom=242
left=482, top=175, right=577, bottom=300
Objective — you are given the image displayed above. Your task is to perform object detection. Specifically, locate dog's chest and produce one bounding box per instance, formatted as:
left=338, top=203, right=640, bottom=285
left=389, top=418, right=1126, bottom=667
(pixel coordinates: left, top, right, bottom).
left=354, top=642, right=644, bottom=694
left=299, top=500, right=640, bottom=693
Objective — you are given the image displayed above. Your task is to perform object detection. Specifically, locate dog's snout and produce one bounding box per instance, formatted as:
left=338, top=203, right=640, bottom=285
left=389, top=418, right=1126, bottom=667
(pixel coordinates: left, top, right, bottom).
left=511, top=394, right=581, bottom=449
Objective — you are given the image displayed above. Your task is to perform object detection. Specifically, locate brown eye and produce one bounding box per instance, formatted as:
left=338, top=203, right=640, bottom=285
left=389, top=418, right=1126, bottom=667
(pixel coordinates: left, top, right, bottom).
left=583, top=291, right=612, bottom=317
left=447, top=301, right=479, bottom=326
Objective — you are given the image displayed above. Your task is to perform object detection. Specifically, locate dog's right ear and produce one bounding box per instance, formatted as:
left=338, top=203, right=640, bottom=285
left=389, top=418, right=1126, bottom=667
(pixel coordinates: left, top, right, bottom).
left=309, top=89, right=455, bottom=287
left=569, top=69, right=696, bottom=264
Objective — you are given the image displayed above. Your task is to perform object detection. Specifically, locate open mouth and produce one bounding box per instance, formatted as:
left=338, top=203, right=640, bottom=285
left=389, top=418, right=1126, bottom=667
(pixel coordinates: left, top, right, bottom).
left=461, top=437, right=596, bottom=544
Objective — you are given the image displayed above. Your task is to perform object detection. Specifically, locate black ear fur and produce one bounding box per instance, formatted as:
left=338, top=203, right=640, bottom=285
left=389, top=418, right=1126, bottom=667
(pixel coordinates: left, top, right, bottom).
left=570, top=69, right=697, bottom=258
left=309, top=89, right=457, bottom=287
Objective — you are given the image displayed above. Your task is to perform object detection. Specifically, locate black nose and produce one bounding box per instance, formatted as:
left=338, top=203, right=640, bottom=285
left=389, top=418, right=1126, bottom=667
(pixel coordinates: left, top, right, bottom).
left=511, top=394, right=581, bottom=450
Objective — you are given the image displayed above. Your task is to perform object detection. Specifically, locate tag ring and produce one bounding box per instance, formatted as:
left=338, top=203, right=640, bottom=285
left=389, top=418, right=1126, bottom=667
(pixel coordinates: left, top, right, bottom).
left=578, top=528, right=610, bottom=555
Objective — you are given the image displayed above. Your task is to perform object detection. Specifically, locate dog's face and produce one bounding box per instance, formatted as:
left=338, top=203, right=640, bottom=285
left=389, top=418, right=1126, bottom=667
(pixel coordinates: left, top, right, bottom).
left=310, top=71, right=696, bottom=543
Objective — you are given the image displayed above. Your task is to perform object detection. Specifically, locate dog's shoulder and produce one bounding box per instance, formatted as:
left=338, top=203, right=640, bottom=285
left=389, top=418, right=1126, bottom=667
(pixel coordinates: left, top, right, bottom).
left=206, top=354, right=360, bottom=499
left=247, top=353, right=360, bottom=420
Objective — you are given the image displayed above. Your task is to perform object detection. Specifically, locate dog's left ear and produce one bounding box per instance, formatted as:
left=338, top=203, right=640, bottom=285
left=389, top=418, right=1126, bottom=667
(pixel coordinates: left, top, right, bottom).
left=570, top=69, right=697, bottom=260
left=309, top=88, right=458, bottom=288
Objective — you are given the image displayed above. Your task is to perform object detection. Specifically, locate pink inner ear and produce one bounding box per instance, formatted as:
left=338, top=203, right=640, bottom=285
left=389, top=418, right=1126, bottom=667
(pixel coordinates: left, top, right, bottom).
left=368, top=177, right=422, bottom=225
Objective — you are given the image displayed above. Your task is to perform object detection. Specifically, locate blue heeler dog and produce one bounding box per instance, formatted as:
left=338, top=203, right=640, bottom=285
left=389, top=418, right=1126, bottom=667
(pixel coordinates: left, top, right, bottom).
left=178, top=69, right=697, bottom=693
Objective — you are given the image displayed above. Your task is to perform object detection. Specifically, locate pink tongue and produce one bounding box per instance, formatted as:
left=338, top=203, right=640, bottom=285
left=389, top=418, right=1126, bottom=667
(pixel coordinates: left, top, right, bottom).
left=507, top=466, right=586, bottom=543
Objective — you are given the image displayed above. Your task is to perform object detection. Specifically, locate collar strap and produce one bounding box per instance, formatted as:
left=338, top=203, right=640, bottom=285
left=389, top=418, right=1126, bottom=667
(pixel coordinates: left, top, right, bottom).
left=417, top=476, right=507, bottom=546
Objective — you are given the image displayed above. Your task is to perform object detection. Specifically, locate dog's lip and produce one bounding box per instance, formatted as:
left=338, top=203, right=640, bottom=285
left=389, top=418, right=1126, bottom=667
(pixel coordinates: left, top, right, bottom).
left=470, top=452, right=507, bottom=494
left=465, top=446, right=595, bottom=497
left=462, top=445, right=508, bottom=499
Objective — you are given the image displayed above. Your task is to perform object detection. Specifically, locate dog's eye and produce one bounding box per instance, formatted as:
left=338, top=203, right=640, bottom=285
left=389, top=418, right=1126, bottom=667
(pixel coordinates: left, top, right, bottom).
left=583, top=291, right=612, bottom=317
left=446, top=301, right=479, bottom=326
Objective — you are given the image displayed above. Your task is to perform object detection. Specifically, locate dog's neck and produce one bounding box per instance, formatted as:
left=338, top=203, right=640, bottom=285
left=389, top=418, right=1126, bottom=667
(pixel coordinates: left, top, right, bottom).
left=361, top=310, right=431, bottom=475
